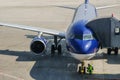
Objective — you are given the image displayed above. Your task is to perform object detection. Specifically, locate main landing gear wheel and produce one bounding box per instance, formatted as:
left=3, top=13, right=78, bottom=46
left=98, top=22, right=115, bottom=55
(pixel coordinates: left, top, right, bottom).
left=58, top=45, right=62, bottom=55
left=51, top=45, right=55, bottom=57
left=107, top=48, right=111, bottom=55
left=114, top=47, right=118, bottom=55
left=107, top=47, right=118, bottom=55
left=51, top=44, right=62, bottom=57
left=51, top=36, right=63, bottom=57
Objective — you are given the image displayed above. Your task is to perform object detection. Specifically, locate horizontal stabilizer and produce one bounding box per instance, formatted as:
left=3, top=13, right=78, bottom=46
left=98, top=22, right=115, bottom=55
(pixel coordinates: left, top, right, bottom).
left=96, top=4, right=120, bottom=10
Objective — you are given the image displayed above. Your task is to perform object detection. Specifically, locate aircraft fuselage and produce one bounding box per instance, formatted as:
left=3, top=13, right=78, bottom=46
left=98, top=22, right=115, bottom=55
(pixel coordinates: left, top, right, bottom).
left=65, top=2, right=99, bottom=61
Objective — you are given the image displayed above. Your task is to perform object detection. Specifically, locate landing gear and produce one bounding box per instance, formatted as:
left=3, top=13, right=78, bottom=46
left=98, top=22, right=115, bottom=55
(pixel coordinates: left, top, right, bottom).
left=51, top=36, right=63, bottom=57
left=58, top=45, right=62, bottom=55
left=78, top=61, right=94, bottom=75
left=107, top=47, right=118, bottom=55
left=107, top=48, right=111, bottom=55
left=51, top=45, right=55, bottom=57
left=78, top=62, right=86, bottom=74
left=115, top=47, right=118, bottom=55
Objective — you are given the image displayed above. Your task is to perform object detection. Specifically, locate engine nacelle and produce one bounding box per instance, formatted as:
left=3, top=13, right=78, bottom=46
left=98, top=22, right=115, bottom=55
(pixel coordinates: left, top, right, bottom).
left=30, top=37, right=47, bottom=55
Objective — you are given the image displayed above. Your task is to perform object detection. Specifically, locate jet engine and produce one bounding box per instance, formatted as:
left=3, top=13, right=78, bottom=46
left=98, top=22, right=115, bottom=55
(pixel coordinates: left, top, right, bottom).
left=30, top=37, right=47, bottom=55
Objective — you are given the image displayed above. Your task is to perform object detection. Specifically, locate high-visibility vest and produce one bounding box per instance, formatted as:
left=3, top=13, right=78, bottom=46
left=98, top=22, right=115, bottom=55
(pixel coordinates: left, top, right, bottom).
left=87, top=65, right=93, bottom=71
left=89, top=66, right=93, bottom=70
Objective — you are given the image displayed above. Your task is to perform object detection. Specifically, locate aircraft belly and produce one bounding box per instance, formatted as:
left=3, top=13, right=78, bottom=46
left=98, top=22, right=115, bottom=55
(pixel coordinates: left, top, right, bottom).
left=70, top=52, right=96, bottom=61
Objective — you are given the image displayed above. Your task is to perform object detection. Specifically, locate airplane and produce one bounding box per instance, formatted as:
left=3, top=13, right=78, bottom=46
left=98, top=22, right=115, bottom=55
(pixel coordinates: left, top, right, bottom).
left=0, top=0, right=119, bottom=74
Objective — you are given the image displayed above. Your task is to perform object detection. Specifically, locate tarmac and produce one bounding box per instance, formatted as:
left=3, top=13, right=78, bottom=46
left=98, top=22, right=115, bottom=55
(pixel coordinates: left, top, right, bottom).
left=0, top=0, right=120, bottom=80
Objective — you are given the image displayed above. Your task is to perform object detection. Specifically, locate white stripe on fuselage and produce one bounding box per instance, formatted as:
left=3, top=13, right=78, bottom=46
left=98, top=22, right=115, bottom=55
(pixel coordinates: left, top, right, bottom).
left=70, top=52, right=96, bottom=61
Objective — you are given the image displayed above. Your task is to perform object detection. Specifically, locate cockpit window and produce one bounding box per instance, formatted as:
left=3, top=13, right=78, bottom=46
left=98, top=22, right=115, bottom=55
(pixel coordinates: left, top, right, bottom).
left=75, top=34, right=83, bottom=39
left=83, top=34, right=93, bottom=40
left=74, top=34, right=94, bottom=40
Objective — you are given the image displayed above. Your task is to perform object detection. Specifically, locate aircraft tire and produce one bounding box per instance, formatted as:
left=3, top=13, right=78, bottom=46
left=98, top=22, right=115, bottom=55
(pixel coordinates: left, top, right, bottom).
left=78, top=66, right=81, bottom=74
left=83, top=67, right=86, bottom=74
left=107, top=48, right=111, bottom=55
left=78, top=66, right=86, bottom=74
left=51, top=45, right=55, bottom=57
left=114, top=47, right=118, bottom=55
left=58, top=45, right=62, bottom=55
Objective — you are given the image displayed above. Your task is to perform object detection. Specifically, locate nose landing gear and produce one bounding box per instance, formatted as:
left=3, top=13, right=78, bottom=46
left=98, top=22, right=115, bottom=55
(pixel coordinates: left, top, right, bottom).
left=78, top=61, right=94, bottom=75
left=78, top=62, right=86, bottom=74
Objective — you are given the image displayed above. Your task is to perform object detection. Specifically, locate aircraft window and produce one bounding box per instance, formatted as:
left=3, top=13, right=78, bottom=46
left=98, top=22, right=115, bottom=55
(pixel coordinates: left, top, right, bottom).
left=75, top=34, right=83, bottom=39
left=83, top=34, right=93, bottom=40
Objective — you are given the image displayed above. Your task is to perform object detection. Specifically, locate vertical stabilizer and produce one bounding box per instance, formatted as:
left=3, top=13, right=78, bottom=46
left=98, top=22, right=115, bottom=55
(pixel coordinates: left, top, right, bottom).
left=73, top=0, right=97, bottom=23
left=85, top=0, right=89, bottom=4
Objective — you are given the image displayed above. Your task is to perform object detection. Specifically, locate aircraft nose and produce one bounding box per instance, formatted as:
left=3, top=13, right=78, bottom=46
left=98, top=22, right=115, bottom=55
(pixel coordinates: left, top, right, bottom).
left=70, top=39, right=97, bottom=54
left=72, top=39, right=92, bottom=53
left=82, top=41, right=92, bottom=53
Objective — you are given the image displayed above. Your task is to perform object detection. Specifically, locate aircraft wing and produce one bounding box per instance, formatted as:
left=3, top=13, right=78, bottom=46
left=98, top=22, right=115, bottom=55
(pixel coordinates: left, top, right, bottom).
left=0, top=22, right=65, bottom=38
left=96, top=4, right=120, bottom=10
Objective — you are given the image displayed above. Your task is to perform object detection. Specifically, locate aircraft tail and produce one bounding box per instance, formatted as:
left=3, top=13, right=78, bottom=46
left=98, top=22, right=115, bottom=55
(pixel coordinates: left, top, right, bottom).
left=85, top=0, right=89, bottom=4
left=73, top=0, right=97, bottom=22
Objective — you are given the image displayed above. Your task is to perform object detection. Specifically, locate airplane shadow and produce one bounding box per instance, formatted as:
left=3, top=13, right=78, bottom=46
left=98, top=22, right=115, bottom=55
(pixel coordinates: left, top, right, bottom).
left=91, top=52, right=120, bottom=64
left=0, top=50, right=120, bottom=80
left=0, top=33, right=120, bottom=80
left=0, top=50, right=81, bottom=80
left=54, top=5, right=76, bottom=10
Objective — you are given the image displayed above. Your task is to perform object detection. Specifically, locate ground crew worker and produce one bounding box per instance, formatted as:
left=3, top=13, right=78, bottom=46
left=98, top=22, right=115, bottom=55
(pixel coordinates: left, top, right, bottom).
left=87, top=64, right=94, bottom=74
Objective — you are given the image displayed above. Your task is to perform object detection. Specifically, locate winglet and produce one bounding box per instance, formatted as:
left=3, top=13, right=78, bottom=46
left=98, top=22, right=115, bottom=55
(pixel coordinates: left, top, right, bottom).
left=85, top=0, right=89, bottom=4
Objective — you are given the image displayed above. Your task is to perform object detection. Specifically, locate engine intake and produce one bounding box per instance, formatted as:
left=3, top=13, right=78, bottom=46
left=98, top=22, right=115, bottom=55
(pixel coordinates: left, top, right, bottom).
left=30, top=37, right=47, bottom=55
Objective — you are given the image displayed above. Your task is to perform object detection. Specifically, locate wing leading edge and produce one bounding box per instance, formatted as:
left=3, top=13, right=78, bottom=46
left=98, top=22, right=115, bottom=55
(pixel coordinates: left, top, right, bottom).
left=0, top=22, right=65, bottom=38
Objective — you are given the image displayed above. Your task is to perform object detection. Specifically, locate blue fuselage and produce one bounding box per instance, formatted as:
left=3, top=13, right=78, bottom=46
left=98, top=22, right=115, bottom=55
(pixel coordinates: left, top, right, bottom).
left=66, top=20, right=99, bottom=55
